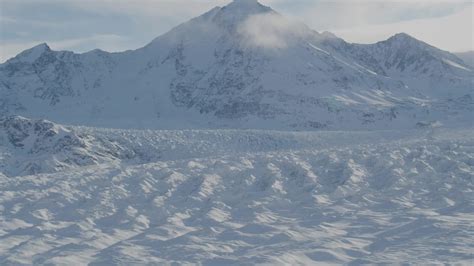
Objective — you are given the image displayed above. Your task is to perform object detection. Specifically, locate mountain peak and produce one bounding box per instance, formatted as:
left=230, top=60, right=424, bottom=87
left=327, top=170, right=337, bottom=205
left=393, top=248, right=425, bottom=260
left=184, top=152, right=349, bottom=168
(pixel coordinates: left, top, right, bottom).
left=222, top=0, right=271, bottom=14
left=14, top=43, right=51, bottom=63
left=230, top=0, right=260, bottom=6
left=385, top=33, right=421, bottom=44
left=377, top=33, right=426, bottom=50
left=27, top=43, right=51, bottom=53
left=210, top=0, right=272, bottom=29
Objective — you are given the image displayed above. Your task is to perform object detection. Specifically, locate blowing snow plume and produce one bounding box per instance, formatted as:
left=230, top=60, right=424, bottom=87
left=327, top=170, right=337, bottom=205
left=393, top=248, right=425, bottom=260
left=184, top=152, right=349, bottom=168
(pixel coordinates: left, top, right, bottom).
left=237, top=12, right=309, bottom=49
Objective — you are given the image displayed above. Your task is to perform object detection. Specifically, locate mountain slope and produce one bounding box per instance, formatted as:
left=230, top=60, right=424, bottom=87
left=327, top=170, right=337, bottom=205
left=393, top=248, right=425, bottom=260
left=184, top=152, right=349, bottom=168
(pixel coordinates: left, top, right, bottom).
left=456, top=51, right=474, bottom=68
left=0, top=0, right=472, bottom=130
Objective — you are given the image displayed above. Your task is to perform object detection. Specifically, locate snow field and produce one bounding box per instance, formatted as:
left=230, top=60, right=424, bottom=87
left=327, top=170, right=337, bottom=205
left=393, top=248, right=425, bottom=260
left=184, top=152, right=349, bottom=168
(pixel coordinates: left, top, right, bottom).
left=0, top=127, right=473, bottom=264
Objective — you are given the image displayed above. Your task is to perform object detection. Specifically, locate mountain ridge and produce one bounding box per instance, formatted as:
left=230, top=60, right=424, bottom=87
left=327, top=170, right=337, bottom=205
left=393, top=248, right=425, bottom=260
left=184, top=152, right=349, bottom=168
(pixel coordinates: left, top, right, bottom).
left=0, top=0, right=472, bottom=130
left=455, top=51, right=474, bottom=68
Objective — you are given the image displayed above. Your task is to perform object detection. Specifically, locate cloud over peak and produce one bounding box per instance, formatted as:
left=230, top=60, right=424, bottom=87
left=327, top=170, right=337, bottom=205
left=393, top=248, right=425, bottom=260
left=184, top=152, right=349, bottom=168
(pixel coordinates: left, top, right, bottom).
left=237, top=12, right=308, bottom=49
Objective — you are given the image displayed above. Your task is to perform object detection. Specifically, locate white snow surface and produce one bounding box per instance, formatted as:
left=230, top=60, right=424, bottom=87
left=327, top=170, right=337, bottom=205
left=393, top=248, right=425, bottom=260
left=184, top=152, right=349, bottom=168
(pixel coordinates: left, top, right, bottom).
left=443, top=58, right=472, bottom=72
left=0, top=116, right=473, bottom=264
left=0, top=0, right=473, bottom=264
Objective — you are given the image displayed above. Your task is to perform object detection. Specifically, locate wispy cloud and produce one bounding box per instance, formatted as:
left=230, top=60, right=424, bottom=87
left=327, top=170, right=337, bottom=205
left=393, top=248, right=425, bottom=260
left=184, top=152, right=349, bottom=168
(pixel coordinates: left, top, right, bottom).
left=237, top=13, right=308, bottom=49
left=0, top=0, right=472, bottom=62
left=330, top=5, right=473, bottom=52
left=49, top=34, right=130, bottom=51
left=263, top=0, right=471, bottom=29
left=0, top=0, right=232, bottom=61
left=0, top=34, right=131, bottom=62
left=260, top=0, right=472, bottom=52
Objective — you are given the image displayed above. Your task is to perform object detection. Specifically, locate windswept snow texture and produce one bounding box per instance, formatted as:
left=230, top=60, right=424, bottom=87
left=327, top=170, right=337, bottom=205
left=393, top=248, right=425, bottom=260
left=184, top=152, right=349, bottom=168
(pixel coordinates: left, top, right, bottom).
left=0, top=120, right=473, bottom=264
left=0, top=0, right=473, bottom=264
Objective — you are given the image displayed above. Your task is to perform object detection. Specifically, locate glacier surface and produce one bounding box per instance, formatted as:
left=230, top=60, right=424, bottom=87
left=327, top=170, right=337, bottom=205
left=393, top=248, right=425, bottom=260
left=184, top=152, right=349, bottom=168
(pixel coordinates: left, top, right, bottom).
left=0, top=117, right=473, bottom=264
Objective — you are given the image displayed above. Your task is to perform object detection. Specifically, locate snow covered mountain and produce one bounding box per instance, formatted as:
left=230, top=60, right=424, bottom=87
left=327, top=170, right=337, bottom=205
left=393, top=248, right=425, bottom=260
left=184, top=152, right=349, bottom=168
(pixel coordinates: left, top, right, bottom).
left=1, top=1, right=473, bottom=263
left=0, top=0, right=472, bottom=130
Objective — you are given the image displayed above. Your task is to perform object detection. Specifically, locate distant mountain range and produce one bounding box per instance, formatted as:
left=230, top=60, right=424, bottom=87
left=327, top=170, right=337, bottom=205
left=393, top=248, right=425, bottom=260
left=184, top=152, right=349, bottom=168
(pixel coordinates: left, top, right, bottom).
left=1, top=0, right=472, bottom=130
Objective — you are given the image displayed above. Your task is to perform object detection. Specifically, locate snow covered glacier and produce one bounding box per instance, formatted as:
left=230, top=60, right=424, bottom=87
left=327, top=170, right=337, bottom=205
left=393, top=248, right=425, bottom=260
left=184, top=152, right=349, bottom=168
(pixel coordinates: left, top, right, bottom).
left=0, top=0, right=473, bottom=264
left=0, top=117, right=473, bottom=264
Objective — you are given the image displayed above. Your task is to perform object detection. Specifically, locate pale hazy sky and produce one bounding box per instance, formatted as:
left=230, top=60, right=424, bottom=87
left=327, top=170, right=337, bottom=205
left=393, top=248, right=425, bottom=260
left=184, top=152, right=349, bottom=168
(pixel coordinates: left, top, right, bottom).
left=0, top=0, right=472, bottom=62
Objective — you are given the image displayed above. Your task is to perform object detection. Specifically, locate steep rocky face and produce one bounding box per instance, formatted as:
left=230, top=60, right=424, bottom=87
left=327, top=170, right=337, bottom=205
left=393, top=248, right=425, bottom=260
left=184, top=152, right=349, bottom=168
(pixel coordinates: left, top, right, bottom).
left=0, top=116, right=124, bottom=176
left=0, top=44, right=118, bottom=125
left=364, top=33, right=471, bottom=78
left=0, top=0, right=472, bottom=130
left=322, top=33, right=472, bottom=79
left=0, top=116, right=78, bottom=149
